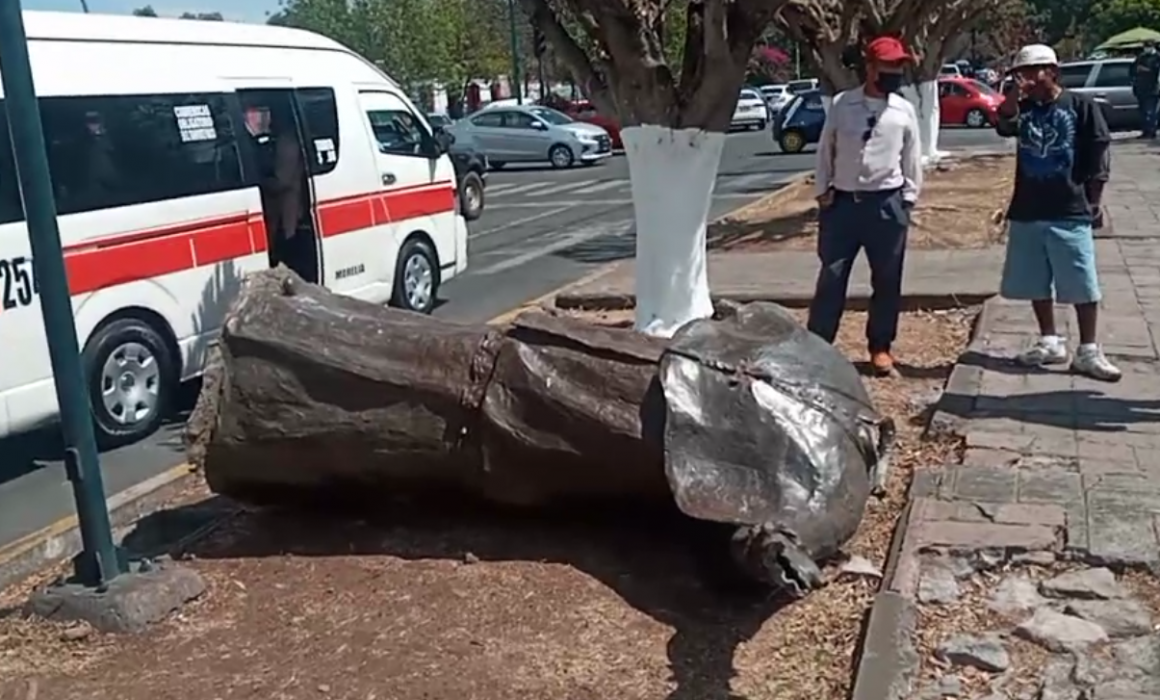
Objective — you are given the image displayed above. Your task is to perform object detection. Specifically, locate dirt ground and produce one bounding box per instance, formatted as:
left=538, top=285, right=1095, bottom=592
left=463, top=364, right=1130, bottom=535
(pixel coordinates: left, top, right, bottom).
left=709, top=155, right=1013, bottom=253
left=0, top=309, right=973, bottom=700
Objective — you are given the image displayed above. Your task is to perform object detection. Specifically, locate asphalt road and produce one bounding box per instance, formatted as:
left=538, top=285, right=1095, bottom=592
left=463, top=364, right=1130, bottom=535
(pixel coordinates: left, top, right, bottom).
left=0, top=126, right=1009, bottom=552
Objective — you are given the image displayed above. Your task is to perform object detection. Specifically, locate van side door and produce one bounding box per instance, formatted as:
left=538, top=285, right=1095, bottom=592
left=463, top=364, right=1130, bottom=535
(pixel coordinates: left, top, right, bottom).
left=354, top=89, right=458, bottom=289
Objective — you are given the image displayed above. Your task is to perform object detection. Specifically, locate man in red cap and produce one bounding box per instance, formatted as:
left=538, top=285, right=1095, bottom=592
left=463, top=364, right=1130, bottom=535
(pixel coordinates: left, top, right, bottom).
left=808, top=35, right=923, bottom=376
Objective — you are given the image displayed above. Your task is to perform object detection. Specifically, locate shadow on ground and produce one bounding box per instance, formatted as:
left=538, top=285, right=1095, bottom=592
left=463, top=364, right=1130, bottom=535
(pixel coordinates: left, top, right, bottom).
left=708, top=206, right=816, bottom=251
left=148, top=495, right=797, bottom=700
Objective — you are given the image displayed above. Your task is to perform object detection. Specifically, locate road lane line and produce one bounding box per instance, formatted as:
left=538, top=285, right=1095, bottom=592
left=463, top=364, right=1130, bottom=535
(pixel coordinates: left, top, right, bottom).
left=524, top=179, right=599, bottom=196
left=472, top=219, right=634, bottom=275
left=570, top=179, right=628, bottom=195
left=469, top=205, right=575, bottom=238
left=489, top=181, right=557, bottom=196
left=484, top=182, right=525, bottom=195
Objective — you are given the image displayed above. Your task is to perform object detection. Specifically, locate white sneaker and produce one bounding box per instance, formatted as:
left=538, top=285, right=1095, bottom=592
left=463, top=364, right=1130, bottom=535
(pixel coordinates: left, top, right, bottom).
left=1071, top=344, right=1122, bottom=382
left=1016, top=337, right=1069, bottom=367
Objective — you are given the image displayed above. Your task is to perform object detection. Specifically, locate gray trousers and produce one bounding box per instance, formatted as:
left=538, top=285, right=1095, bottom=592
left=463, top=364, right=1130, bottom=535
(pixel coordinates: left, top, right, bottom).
left=806, top=188, right=910, bottom=352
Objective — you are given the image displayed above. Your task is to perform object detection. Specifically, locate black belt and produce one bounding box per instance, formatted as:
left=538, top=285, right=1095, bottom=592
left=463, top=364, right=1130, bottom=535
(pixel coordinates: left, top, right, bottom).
left=834, top=188, right=901, bottom=202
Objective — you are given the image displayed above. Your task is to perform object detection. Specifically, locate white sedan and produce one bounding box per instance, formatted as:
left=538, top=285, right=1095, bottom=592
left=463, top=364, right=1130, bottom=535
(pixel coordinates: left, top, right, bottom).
left=732, top=88, right=769, bottom=130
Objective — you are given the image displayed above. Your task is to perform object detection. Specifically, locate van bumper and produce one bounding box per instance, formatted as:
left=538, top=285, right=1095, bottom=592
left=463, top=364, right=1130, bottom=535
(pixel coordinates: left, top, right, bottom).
left=452, top=213, right=468, bottom=277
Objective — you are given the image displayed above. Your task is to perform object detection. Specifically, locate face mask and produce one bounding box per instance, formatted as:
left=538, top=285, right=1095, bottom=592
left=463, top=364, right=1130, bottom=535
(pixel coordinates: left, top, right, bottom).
left=875, top=72, right=904, bottom=94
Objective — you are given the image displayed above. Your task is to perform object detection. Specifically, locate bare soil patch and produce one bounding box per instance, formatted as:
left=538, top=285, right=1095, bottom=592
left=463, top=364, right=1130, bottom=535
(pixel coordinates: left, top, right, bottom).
left=709, top=155, right=1013, bottom=253
left=0, top=309, right=973, bottom=700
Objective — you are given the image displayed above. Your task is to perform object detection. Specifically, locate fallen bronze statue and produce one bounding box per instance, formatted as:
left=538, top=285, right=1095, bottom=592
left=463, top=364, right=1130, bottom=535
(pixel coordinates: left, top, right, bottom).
left=187, top=267, right=894, bottom=596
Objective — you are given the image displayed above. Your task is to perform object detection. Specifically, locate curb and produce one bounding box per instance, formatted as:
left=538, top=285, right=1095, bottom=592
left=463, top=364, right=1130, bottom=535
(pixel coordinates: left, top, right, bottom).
left=555, top=290, right=995, bottom=313
left=847, top=301, right=996, bottom=700
left=537, top=170, right=813, bottom=313
left=0, top=462, right=198, bottom=592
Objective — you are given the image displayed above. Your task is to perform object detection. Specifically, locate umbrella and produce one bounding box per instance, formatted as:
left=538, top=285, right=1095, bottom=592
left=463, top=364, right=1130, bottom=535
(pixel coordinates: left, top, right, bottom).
left=1096, top=26, right=1160, bottom=51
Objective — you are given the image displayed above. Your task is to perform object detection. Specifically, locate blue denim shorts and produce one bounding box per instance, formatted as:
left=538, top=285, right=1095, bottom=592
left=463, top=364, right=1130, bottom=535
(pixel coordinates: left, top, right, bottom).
left=1000, top=219, right=1101, bottom=304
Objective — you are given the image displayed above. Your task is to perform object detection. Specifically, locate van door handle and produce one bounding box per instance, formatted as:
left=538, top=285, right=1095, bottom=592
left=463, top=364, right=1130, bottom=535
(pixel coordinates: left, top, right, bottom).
left=382, top=173, right=396, bottom=185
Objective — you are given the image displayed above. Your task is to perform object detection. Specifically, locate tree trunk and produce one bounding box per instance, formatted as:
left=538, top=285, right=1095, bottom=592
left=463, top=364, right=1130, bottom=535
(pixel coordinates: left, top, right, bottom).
left=622, top=125, right=723, bottom=335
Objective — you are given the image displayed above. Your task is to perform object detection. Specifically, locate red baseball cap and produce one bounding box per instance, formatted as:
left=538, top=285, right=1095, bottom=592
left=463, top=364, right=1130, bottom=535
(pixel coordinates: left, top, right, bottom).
left=865, top=36, right=911, bottom=63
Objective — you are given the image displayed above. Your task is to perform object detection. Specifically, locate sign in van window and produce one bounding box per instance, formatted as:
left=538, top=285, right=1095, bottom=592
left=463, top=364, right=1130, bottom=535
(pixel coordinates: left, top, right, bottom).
left=174, top=104, right=217, bottom=142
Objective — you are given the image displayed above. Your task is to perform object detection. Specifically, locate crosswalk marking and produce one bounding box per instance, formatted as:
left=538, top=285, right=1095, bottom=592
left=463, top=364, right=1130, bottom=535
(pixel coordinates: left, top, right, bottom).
left=526, top=180, right=600, bottom=196
left=570, top=179, right=628, bottom=195
left=490, top=181, right=557, bottom=196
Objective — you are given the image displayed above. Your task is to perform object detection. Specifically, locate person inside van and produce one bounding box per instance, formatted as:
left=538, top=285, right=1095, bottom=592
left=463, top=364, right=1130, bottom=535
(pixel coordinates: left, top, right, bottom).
left=79, top=109, right=120, bottom=210
left=242, top=100, right=305, bottom=271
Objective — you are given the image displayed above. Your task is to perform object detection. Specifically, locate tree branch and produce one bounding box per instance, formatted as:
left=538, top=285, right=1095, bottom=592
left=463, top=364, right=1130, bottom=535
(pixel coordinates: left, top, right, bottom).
left=517, top=0, right=615, bottom=113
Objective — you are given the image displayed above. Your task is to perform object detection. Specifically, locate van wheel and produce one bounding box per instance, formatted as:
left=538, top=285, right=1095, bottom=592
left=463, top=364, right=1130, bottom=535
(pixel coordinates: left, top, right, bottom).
left=82, top=317, right=177, bottom=448
left=549, top=144, right=574, bottom=168
left=391, top=238, right=439, bottom=314
left=460, top=172, right=485, bottom=220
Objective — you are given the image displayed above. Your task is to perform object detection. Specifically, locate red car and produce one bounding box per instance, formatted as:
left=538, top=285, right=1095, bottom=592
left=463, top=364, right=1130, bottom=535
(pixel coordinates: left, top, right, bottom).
left=564, top=100, right=623, bottom=150
left=938, top=76, right=1003, bottom=129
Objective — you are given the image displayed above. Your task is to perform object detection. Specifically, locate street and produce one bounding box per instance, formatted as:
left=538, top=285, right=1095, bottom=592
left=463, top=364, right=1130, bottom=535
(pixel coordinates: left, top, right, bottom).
left=0, top=126, right=1008, bottom=551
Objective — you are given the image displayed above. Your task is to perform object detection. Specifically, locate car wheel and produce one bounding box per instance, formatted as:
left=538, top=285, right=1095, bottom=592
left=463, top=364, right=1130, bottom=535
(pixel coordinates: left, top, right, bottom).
left=82, top=317, right=177, bottom=448
left=757, top=120, right=767, bottom=131
left=459, top=171, right=485, bottom=220
left=778, top=129, right=807, bottom=154
left=489, top=160, right=506, bottom=170
left=391, top=237, right=439, bottom=314
left=965, top=108, right=987, bottom=128
left=549, top=144, right=574, bottom=168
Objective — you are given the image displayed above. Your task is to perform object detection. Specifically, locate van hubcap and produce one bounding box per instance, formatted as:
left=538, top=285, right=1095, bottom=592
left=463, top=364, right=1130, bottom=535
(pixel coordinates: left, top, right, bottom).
left=101, top=342, right=159, bottom=425
left=404, top=254, right=433, bottom=309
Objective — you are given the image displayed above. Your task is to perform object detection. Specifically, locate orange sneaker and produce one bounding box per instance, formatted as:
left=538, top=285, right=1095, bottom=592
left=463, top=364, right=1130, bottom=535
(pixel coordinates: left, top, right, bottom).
left=870, top=351, right=895, bottom=376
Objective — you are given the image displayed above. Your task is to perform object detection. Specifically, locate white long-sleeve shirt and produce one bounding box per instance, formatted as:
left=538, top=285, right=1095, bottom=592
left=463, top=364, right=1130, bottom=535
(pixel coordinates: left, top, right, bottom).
left=814, top=86, right=923, bottom=203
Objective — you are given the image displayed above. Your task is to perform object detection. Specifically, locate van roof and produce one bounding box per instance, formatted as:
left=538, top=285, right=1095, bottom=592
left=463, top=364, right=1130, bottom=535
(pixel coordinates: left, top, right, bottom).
left=23, top=10, right=348, bottom=52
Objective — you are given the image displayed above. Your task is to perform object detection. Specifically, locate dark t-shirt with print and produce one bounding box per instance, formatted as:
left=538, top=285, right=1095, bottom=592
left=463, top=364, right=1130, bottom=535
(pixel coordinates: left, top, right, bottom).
left=999, top=90, right=1111, bottom=222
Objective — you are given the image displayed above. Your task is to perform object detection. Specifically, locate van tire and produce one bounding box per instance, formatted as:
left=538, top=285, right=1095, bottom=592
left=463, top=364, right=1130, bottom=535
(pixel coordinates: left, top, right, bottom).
left=459, top=171, right=485, bottom=220
left=82, top=317, right=177, bottom=448
left=548, top=144, right=574, bottom=169
left=391, top=237, right=440, bottom=314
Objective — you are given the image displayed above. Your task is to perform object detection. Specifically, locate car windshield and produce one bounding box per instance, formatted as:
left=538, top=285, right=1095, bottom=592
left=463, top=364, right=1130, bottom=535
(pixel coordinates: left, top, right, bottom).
left=788, top=80, right=814, bottom=92
left=970, top=80, right=997, bottom=95
left=527, top=107, right=573, bottom=125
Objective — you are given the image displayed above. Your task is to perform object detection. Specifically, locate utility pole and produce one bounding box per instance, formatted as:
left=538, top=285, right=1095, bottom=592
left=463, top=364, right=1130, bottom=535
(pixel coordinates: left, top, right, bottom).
left=0, top=0, right=123, bottom=587
left=79, top=0, right=89, bottom=12
left=507, top=0, right=522, bottom=104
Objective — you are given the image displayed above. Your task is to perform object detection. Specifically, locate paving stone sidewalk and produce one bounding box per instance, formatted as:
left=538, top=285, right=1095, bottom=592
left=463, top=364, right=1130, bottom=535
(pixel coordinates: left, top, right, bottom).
left=555, top=247, right=1004, bottom=309
left=852, top=141, right=1160, bottom=700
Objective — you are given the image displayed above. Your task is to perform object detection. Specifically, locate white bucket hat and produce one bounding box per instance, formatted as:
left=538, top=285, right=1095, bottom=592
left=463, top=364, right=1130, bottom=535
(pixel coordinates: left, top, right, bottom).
left=1011, top=44, right=1059, bottom=69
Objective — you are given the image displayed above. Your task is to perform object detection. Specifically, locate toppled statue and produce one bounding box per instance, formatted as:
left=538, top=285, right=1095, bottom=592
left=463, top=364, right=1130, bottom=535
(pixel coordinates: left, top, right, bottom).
left=187, top=267, right=894, bottom=596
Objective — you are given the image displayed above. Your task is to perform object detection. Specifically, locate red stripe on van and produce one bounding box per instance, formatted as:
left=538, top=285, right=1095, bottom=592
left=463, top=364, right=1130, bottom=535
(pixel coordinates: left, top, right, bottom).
left=57, top=182, right=455, bottom=296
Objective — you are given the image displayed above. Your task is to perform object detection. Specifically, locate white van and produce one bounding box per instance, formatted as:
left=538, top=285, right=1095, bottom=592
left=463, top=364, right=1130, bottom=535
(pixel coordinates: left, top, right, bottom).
left=0, top=11, right=469, bottom=445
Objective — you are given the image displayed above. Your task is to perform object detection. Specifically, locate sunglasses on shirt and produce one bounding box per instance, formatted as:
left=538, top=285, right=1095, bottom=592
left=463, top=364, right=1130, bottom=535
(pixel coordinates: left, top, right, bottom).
left=863, top=115, right=876, bottom=143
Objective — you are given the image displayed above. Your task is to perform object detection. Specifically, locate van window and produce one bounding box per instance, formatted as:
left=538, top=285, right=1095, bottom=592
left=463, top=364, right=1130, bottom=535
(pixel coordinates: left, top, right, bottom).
left=367, top=109, right=426, bottom=156
left=294, top=88, right=340, bottom=176
left=1093, top=62, right=1132, bottom=88
left=1059, top=64, right=1092, bottom=89
left=39, top=93, right=244, bottom=216
left=0, top=103, right=24, bottom=225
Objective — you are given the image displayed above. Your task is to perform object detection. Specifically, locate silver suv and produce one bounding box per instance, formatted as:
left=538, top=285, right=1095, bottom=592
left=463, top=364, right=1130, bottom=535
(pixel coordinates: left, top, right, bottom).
left=1058, top=58, right=1138, bottom=131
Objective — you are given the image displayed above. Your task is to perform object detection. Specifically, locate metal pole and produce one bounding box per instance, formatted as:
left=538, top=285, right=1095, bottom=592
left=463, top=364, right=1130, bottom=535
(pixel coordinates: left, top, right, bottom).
left=0, top=0, right=122, bottom=587
left=79, top=0, right=89, bottom=12
left=794, top=44, right=801, bottom=79
left=507, top=0, right=522, bottom=104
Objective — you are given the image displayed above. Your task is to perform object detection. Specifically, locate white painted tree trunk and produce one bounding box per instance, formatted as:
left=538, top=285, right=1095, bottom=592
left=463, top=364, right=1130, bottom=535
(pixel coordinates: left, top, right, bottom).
left=901, top=80, right=949, bottom=164
left=621, top=125, right=725, bottom=337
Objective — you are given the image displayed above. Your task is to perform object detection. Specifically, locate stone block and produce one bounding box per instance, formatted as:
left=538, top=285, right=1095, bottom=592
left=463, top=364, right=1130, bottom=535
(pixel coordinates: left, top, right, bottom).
left=1018, top=470, right=1083, bottom=504
left=914, top=521, right=1058, bottom=551
left=26, top=564, right=205, bottom=633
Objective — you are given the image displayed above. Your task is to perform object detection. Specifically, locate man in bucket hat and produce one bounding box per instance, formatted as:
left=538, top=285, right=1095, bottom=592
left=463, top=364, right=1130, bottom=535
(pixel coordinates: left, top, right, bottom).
left=995, top=44, right=1120, bottom=381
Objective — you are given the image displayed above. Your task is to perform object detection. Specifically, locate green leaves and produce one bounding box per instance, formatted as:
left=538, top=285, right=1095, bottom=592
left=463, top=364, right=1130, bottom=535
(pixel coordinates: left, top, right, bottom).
left=1087, top=0, right=1160, bottom=45
left=272, top=0, right=512, bottom=92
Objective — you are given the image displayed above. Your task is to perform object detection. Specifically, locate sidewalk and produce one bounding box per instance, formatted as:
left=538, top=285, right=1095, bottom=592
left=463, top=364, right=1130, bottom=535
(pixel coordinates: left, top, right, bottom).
left=555, top=248, right=1005, bottom=310
left=853, top=141, right=1160, bottom=699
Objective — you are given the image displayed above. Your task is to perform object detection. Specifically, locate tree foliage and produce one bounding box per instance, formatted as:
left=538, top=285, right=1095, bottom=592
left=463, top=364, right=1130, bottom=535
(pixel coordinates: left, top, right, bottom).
left=519, top=0, right=790, bottom=129
left=777, top=0, right=1006, bottom=92
left=131, top=6, right=222, bottom=19
left=1088, top=0, right=1160, bottom=45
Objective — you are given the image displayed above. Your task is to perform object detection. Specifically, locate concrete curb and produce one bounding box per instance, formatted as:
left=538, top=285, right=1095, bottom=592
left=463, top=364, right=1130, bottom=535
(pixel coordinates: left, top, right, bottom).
left=555, top=290, right=995, bottom=313
left=0, top=463, right=198, bottom=592
left=847, top=301, right=996, bottom=700
left=535, top=170, right=813, bottom=313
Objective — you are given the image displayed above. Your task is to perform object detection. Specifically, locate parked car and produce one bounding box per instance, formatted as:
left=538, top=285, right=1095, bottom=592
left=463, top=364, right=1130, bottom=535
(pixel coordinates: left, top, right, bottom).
left=448, top=139, right=487, bottom=220
left=565, top=99, right=623, bottom=149
left=732, top=88, right=769, bottom=130
left=938, top=76, right=1002, bottom=128
left=449, top=105, right=612, bottom=168
left=426, top=112, right=454, bottom=130
left=1056, top=58, right=1139, bottom=131
left=773, top=88, right=826, bottom=153
left=759, top=84, right=794, bottom=113
left=940, top=63, right=963, bottom=77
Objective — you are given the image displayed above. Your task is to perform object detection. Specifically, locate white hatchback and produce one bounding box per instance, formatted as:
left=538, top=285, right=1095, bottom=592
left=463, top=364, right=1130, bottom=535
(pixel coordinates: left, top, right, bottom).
left=732, top=88, right=769, bottom=130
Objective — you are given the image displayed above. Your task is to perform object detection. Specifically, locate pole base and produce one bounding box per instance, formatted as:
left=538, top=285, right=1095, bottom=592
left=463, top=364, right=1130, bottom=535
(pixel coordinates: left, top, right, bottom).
left=25, top=560, right=205, bottom=633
